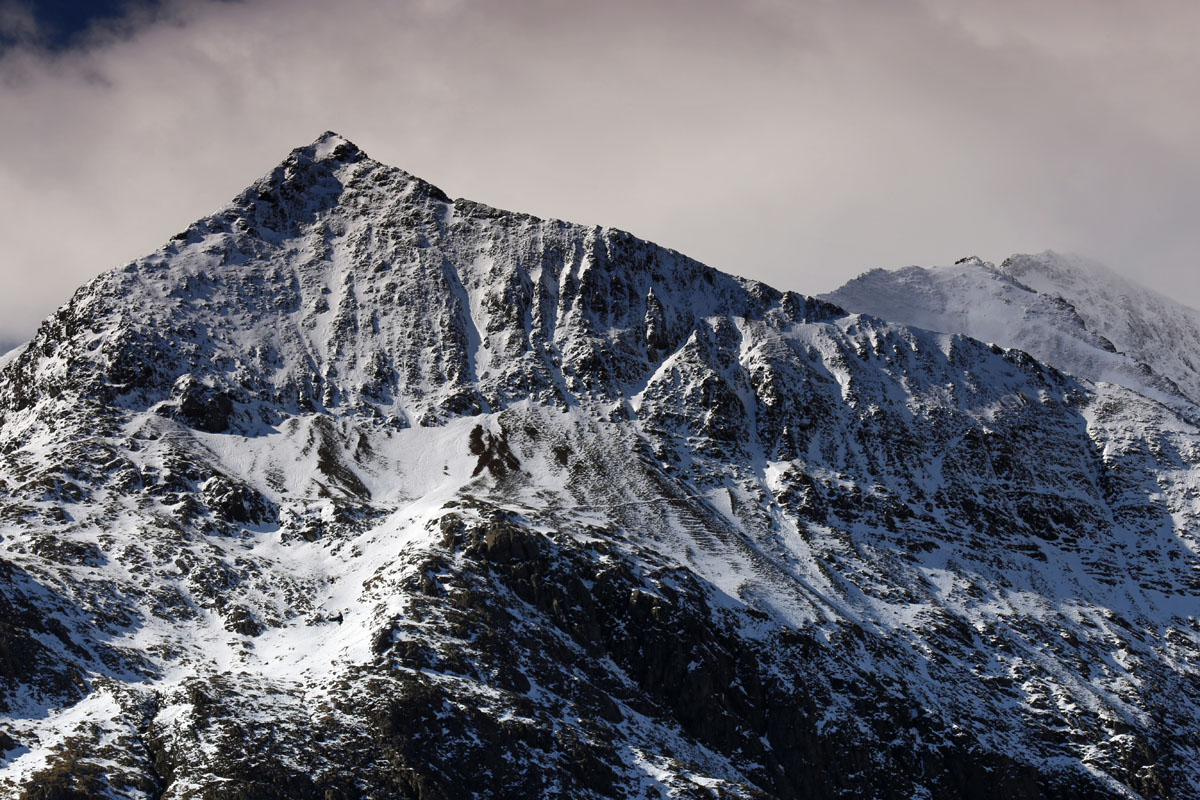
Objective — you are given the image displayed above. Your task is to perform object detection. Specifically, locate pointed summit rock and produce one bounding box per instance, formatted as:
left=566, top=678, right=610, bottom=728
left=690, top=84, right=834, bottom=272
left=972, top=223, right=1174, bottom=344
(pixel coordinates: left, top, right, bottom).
left=307, top=129, right=362, bottom=162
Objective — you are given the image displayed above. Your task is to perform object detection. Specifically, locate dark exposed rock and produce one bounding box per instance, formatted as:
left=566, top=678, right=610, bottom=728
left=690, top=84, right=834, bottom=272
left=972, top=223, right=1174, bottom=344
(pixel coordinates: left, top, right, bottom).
left=0, top=560, right=91, bottom=714
left=201, top=475, right=277, bottom=525
left=167, top=374, right=235, bottom=433
left=467, top=424, right=520, bottom=478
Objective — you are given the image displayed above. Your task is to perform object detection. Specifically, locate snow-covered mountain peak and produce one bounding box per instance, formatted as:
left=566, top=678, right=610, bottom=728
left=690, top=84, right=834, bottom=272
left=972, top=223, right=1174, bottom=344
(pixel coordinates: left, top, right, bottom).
left=308, top=130, right=360, bottom=162
left=2, top=130, right=836, bottom=443
left=2, top=140, right=1199, bottom=799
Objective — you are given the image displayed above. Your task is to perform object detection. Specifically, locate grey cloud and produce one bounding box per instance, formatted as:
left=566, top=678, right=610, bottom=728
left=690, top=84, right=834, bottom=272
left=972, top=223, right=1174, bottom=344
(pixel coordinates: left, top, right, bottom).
left=0, top=1, right=37, bottom=44
left=0, top=0, right=1197, bottom=344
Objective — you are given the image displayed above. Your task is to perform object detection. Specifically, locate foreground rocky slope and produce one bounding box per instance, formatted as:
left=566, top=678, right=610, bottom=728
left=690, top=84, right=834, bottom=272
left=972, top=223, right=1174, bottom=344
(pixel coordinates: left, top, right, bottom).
left=0, top=134, right=1198, bottom=799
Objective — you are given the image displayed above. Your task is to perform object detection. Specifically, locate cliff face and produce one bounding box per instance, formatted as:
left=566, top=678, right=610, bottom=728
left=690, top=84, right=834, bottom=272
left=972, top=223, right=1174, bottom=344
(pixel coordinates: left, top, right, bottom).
left=1, top=133, right=1198, bottom=799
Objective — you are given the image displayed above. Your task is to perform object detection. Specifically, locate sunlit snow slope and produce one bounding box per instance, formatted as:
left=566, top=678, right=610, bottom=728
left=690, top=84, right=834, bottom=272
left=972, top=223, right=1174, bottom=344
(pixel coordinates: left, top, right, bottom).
left=1, top=134, right=1198, bottom=800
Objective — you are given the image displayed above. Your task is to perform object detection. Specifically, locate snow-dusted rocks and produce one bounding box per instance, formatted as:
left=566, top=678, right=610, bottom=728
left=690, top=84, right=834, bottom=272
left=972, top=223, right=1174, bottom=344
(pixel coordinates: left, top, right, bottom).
left=1, top=134, right=1198, bottom=799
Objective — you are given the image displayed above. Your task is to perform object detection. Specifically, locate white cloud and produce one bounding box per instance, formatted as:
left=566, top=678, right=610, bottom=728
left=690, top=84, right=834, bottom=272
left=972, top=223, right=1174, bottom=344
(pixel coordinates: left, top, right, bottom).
left=0, top=0, right=1198, bottom=344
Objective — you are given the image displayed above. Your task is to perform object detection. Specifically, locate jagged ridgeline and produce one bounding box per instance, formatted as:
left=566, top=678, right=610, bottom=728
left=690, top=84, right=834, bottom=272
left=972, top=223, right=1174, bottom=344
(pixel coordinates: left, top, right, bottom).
left=0, top=133, right=1197, bottom=799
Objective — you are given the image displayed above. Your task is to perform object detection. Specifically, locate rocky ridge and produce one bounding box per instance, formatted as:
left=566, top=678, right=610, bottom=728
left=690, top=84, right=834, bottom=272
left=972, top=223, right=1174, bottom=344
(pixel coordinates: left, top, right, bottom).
left=0, top=133, right=1198, bottom=799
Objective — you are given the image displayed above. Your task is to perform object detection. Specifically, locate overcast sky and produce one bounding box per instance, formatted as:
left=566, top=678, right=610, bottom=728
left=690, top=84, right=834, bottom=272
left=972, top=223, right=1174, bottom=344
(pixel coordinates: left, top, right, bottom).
left=1, top=0, right=1198, bottom=348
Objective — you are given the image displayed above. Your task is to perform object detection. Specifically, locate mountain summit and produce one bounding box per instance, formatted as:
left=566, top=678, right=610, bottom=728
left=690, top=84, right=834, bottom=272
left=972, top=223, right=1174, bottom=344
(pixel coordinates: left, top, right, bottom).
left=1, top=135, right=1198, bottom=799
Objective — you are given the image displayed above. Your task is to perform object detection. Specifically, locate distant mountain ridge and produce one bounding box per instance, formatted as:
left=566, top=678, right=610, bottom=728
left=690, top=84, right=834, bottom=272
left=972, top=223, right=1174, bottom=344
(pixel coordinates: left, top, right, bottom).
left=824, top=251, right=1200, bottom=409
left=1, top=133, right=1198, bottom=799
